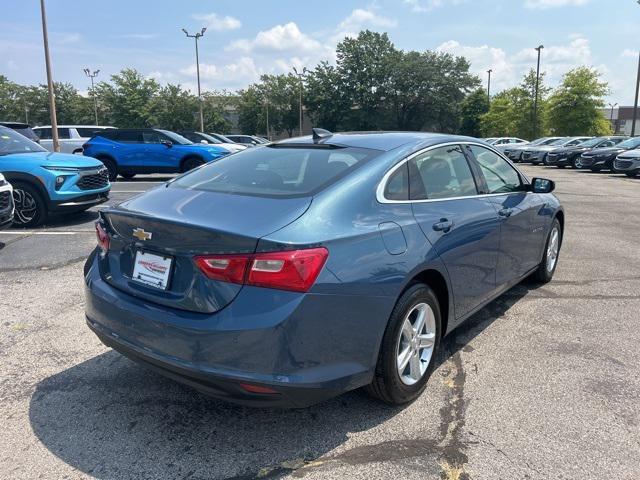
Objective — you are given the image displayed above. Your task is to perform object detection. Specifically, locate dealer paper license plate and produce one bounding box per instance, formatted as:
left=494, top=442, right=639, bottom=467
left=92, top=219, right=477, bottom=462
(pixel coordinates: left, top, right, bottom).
left=131, top=251, right=173, bottom=290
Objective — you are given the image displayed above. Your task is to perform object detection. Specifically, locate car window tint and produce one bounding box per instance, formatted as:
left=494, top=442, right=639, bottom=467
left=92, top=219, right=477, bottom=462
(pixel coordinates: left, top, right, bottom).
left=77, top=128, right=101, bottom=137
left=36, top=128, right=52, bottom=140
left=384, top=163, right=409, bottom=201
left=409, top=145, right=477, bottom=200
left=143, top=131, right=162, bottom=144
left=470, top=145, right=522, bottom=194
left=117, top=131, right=142, bottom=143
left=57, top=128, right=70, bottom=139
left=172, top=146, right=380, bottom=197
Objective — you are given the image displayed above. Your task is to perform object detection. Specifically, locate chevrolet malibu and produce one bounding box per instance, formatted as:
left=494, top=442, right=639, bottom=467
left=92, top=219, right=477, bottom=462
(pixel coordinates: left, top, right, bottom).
left=84, top=131, right=564, bottom=407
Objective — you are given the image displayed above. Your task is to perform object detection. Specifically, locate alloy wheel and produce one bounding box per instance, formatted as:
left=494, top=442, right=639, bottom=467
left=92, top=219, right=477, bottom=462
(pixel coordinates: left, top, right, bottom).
left=574, top=158, right=583, bottom=169
left=396, top=302, right=436, bottom=386
left=546, top=226, right=560, bottom=273
left=12, top=188, right=37, bottom=225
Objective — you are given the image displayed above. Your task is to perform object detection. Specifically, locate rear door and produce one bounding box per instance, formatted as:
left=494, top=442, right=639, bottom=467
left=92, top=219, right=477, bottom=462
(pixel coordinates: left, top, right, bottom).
left=466, top=145, right=546, bottom=284
left=409, top=144, right=500, bottom=320
left=115, top=130, right=146, bottom=168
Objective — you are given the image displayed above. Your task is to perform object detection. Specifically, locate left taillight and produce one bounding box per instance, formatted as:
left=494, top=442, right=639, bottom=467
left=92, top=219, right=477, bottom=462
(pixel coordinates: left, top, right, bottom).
left=95, top=222, right=110, bottom=254
left=194, top=247, right=328, bottom=293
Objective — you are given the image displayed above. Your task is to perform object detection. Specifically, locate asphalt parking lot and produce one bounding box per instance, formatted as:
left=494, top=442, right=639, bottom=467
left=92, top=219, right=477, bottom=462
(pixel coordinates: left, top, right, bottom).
left=1, top=166, right=639, bottom=480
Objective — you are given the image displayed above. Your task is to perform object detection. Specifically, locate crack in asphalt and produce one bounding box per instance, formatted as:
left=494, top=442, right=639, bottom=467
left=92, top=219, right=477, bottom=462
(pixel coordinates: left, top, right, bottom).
left=223, top=349, right=471, bottom=480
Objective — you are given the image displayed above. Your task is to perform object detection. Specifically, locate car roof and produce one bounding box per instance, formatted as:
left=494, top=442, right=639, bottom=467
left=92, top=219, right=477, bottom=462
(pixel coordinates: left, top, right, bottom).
left=0, top=121, right=30, bottom=128
left=275, top=131, right=478, bottom=152
left=33, top=125, right=114, bottom=129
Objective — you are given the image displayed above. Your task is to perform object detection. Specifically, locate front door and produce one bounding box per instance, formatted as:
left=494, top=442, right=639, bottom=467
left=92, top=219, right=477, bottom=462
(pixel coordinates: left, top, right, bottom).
left=409, top=144, right=501, bottom=320
left=466, top=145, right=547, bottom=284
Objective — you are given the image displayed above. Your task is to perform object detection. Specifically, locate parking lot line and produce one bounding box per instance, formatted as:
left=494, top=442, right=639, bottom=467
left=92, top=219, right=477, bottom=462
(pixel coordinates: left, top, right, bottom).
left=0, top=231, right=92, bottom=235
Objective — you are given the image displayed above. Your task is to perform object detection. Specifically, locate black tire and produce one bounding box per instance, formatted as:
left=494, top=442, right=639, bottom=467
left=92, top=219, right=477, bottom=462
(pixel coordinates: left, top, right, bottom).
left=120, top=173, right=136, bottom=180
left=97, top=156, right=118, bottom=181
left=572, top=157, right=582, bottom=169
left=531, top=218, right=562, bottom=283
left=557, top=165, right=566, bottom=169
left=625, top=172, right=638, bottom=178
left=366, top=284, right=442, bottom=405
left=182, top=156, right=205, bottom=172
left=590, top=167, right=601, bottom=173
left=11, top=181, right=48, bottom=228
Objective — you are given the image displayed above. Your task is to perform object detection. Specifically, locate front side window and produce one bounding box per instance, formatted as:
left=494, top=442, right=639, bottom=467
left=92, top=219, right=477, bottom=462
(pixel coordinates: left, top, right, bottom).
left=469, top=145, right=522, bottom=194
left=172, top=145, right=380, bottom=197
left=36, top=128, right=52, bottom=140
left=408, top=145, right=478, bottom=200
left=142, top=131, right=163, bottom=144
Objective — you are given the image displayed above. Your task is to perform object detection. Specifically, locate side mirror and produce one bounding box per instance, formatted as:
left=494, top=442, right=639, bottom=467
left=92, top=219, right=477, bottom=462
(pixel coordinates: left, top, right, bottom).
left=161, top=139, right=173, bottom=148
left=531, top=177, right=555, bottom=194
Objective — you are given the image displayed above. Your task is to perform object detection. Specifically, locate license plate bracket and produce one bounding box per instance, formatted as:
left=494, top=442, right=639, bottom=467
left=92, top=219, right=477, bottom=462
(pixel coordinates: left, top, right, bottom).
left=131, top=250, right=173, bottom=290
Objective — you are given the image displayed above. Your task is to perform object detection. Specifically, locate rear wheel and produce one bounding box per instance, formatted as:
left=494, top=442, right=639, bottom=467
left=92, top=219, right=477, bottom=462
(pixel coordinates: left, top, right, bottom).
left=97, top=156, right=118, bottom=181
left=182, top=156, right=205, bottom=172
left=573, top=157, right=583, bottom=169
left=626, top=172, right=638, bottom=178
left=366, top=284, right=442, bottom=405
left=531, top=218, right=562, bottom=283
left=11, top=181, right=47, bottom=228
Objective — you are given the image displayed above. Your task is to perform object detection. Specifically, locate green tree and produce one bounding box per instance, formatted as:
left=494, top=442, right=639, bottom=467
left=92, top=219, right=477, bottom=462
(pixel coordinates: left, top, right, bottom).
left=147, top=84, right=198, bottom=130
left=459, top=88, right=490, bottom=137
left=546, top=67, right=611, bottom=136
left=304, top=62, right=350, bottom=131
left=336, top=30, right=399, bottom=130
left=95, top=68, right=160, bottom=127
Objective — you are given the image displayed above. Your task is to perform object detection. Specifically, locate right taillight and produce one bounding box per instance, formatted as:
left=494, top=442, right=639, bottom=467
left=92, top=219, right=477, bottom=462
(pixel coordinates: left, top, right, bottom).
left=95, top=222, right=110, bottom=254
left=194, top=247, right=328, bottom=293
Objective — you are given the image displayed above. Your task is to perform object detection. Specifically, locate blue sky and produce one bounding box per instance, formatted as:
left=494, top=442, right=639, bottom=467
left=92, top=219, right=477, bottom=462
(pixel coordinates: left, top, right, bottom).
left=1, top=0, right=638, bottom=105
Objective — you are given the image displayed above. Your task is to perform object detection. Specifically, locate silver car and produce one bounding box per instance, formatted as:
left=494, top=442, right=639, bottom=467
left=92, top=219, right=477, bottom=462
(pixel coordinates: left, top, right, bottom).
left=614, top=149, right=640, bottom=178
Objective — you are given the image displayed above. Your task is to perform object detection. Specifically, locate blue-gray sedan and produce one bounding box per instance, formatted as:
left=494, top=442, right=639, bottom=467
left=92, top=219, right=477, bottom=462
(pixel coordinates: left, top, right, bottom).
left=84, top=130, right=564, bottom=407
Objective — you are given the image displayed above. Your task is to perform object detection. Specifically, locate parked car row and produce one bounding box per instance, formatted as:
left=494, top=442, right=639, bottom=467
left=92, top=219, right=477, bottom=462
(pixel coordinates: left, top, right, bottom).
left=499, top=135, right=640, bottom=177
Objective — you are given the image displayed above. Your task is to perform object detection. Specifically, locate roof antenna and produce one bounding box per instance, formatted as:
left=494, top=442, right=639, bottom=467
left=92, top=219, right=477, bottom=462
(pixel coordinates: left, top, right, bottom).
left=312, top=128, right=333, bottom=142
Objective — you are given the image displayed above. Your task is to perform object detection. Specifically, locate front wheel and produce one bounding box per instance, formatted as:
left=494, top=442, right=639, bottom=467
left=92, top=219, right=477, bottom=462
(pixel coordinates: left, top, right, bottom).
left=531, top=218, right=562, bottom=283
left=573, top=157, right=583, bottom=169
left=182, top=157, right=205, bottom=172
left=365, top=284, right=442, bottom=405
left=12, top=182, right=48, bottom=228
left=97, top=157, right=118, bottom=181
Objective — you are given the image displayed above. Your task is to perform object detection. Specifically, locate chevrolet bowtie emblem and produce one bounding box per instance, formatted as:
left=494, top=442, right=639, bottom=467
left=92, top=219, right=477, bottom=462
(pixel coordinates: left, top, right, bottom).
left=132, top=228, right=152, bottom=241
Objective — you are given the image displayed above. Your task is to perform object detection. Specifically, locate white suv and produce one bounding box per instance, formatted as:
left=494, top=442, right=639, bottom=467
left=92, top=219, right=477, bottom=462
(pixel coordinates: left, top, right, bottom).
left=32, top=125, right=114, bottom=154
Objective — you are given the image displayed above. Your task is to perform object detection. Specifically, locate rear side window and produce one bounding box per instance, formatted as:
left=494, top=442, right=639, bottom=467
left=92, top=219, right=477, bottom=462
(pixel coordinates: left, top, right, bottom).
left=36, top=128, right=52, bottom=140
left=172, top=146, right=381, bottom=197
left=117, top=130, right=142, bottom=143
left=469, top=145, right=522, bottom=194
left=384, top=164, right=409, bottom=201
left=408, top=145, right=478, bottom=200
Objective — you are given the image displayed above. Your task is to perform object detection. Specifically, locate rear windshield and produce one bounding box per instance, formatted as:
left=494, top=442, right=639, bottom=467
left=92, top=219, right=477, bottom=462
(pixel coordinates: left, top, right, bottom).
left=172, top=145, right=381, bottom=197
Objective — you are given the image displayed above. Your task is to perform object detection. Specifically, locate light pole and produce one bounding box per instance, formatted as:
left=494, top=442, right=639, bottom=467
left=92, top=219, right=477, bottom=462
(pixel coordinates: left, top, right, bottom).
left=83, top=68, right=100, bottom=125
left=39, top=0, right=59, bottom=152
left=608, top=102, right=618, bottom=134
left=533, top=45, right=544, bottom=139
left=487, top=69, right=492, bottom=104
left=182, top=27, right=206, bottom=132
left=265, top=97, right=270, bottom=141
left=632, top=51, right=640, bottom=137
left=292, top=66, right=307, bottom=136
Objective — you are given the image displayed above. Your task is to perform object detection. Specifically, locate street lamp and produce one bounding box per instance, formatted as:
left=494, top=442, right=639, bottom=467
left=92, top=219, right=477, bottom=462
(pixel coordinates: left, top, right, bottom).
left=182, top=27, right=207, bottom=132
left=487, top=69, right=492, bottom=104
left=83, top=68, right=100, bottom=125
left=292, top=66, right=308, bottom=136
left=632, top=51, right=640, bottom=137
left=533, top=45, right=544, bottom=139
left=265, top=96, right=270, bottom=141
left=608, top=102, right=618, bottom=133
left=39, top=0, right=59, bottom=152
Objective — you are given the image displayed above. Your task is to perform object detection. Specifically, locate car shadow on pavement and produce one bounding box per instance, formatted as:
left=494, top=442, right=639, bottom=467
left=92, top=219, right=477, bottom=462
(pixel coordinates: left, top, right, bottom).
left=28, top=282, right=538, bottom=480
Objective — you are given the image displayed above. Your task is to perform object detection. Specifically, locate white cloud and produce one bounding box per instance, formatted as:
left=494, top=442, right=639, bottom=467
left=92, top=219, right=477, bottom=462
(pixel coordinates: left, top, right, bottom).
left=404, top=0, right=466, bottom=13
left=225, top=22, right=327, bottom=56
left=191, top=13, right=241, bottom=31
left=53, top=32, right=81, bottom=44
left=337, top=8, right=397, bottom=31
left=436, top=35, right=597, bottom=93
left=621, top=49, right=638, bottom=59
left=524, top=0, right=588, bottom=9
left=178, top=57, right=262, bottom=89
left=120, top=33, right=159, bottom=40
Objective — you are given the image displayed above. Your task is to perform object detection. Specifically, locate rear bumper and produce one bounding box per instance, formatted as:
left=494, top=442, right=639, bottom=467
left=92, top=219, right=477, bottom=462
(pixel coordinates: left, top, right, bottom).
left=84, top=253, right=391, bottom=407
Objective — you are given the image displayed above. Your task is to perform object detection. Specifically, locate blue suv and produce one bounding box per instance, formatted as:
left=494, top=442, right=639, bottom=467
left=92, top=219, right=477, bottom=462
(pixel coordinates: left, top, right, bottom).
left=83, top=128, right=230, bottom=180
left=0, top=125, right=110, bottom=227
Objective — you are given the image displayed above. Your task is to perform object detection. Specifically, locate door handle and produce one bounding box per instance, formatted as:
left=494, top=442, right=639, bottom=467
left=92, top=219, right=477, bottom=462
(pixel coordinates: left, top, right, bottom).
left=432, top=218, right=453, bottom=233
left=498, top=208, right=513, bottom=218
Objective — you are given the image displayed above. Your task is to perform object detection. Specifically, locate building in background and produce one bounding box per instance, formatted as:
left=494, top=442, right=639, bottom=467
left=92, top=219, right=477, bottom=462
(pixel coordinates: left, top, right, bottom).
left=601, top=107, right=639, bottom=136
